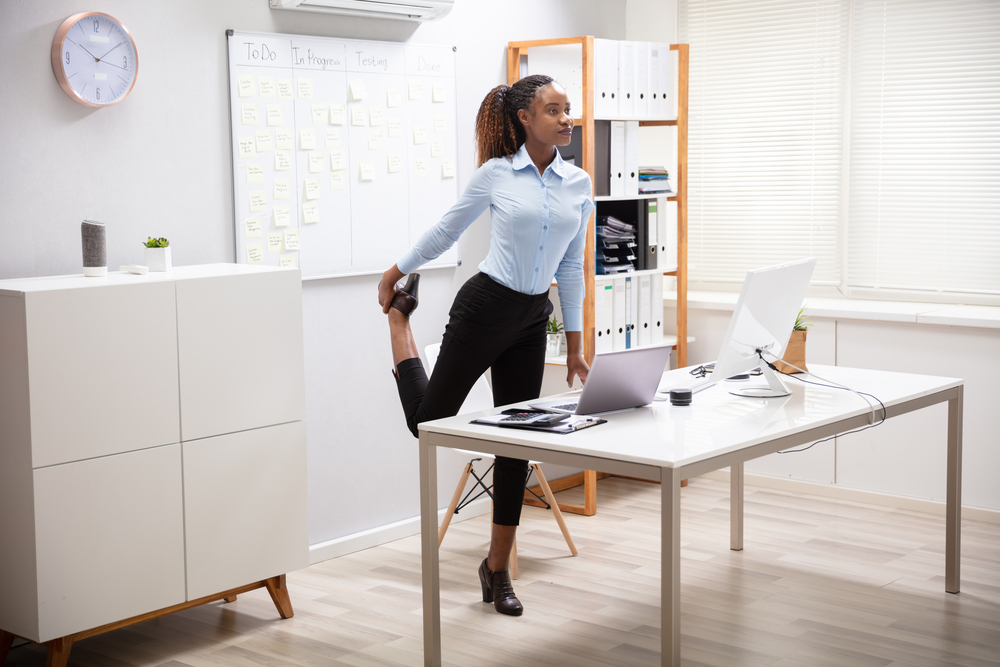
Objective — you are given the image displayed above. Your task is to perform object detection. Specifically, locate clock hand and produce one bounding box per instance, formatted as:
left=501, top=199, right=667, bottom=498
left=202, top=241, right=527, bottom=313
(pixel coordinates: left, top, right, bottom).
left=96, top=40, right=126, bottom=62
left=66, top=37, right=101, bottom=62
left=100, top=60, right=127, bottom=72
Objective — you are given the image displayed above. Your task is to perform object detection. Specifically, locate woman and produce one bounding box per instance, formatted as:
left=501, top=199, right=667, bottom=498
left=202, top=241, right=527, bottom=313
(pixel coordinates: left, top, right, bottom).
left=378, top=74, right=593, bottom=616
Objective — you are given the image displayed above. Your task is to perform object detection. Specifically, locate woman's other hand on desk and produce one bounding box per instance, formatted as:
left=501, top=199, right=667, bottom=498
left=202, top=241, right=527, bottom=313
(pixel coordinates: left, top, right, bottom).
left=564, top=331, right=589, bottom=388
left=379, top=265, right=405, bottom=314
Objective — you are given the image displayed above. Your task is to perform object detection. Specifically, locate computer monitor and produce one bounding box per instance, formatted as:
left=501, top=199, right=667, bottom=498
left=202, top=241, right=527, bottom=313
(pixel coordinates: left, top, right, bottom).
left=710, top=258, right=817, bottom=398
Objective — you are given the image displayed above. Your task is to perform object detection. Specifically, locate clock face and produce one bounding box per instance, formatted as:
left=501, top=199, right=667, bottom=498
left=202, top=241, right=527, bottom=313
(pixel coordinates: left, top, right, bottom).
left=52, top=13, right=138, bottom=107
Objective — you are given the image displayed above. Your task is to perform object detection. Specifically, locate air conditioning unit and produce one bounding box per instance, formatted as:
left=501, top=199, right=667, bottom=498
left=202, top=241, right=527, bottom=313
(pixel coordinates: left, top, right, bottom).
left=269, top=0, right=453, bottom=21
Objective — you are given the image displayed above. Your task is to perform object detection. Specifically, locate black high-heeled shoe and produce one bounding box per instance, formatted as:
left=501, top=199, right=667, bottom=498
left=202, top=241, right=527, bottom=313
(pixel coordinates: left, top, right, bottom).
left=479, top=558, right=523, bottom=616
left=390, top=273, right=420, bottom=316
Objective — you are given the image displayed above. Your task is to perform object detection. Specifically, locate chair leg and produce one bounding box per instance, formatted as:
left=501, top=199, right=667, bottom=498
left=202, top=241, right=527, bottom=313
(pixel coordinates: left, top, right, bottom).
left=510, top=536, right=518, bottom=579
left=533, top=464, right=578, bottom=556
left=439, top=462, right=473, bottom=548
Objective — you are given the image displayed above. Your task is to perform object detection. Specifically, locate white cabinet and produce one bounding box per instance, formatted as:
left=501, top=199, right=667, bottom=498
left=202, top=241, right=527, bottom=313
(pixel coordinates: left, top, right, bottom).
left=0, top=265, right=307, bottom=646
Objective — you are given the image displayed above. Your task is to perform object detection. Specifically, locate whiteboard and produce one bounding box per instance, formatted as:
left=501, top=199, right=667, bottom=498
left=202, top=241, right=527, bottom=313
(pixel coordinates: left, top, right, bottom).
left=226, top=30, right=460, bottom=279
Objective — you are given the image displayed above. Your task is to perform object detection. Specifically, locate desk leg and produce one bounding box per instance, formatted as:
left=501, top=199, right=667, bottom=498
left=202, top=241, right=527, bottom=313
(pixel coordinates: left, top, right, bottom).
left=946, top=386, right=963, bottom=594
left=419, top=433, right=441, bottom=666
left=661, top=467, right=682, bottom=667
left=730, top=462, right=744, bottom=551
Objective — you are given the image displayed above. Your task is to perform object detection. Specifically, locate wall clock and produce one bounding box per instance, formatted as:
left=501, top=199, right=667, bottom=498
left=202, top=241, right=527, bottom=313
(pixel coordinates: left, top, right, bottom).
left=51, top=12, right=138, bottom=107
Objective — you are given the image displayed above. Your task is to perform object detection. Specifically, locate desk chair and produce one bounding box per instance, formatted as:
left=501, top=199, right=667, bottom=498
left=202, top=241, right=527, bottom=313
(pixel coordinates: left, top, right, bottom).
left=423, top=343, right=578, bottom=577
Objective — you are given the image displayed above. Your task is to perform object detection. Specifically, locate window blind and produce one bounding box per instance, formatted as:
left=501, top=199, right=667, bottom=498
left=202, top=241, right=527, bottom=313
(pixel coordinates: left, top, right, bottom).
left=680, top=0, right=850, bottom=286
left=847, top=0, right=1000, bottom=300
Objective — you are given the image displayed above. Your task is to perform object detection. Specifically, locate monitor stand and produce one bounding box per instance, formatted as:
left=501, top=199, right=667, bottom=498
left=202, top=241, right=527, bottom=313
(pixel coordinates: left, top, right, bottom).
left=729, top=364, right=791, bottom=398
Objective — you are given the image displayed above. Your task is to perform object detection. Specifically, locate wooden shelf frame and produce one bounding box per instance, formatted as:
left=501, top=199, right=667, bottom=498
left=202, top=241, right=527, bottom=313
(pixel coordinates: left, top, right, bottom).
left=508, top=38, right=689, bottom=516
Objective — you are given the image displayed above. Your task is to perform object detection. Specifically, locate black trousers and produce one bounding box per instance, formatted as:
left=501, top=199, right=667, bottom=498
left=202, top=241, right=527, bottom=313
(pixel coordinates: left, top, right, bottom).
left=394, top=272, right=552, bottom=526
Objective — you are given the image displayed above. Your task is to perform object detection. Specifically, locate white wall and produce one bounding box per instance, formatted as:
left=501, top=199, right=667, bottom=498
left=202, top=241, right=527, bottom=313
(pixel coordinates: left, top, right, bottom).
left=0, top=1, right=626, bottom=548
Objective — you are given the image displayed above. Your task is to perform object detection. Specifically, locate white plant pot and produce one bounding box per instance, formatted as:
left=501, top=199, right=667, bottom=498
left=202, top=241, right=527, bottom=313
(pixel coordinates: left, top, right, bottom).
left=546, top=333, right=562, bottom=357
left=144, top=246, right=172, bottom=272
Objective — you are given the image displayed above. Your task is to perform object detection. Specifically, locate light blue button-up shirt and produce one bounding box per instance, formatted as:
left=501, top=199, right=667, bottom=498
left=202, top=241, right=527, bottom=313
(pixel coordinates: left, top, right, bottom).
left=396, top=144, right=594, bottom=332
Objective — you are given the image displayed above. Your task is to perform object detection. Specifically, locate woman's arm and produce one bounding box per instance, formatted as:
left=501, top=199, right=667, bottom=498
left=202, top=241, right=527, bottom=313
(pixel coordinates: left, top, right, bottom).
left=556, top=194, right=595, bottom=387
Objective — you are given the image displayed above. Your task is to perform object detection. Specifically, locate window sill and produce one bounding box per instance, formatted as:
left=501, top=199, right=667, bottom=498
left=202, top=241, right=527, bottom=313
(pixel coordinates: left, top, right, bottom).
left=664, top=291, right=1000, bottom=330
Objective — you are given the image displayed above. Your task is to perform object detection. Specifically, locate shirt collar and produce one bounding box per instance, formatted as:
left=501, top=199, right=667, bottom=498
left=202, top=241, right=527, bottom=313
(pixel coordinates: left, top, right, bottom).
left=511, top=143, right=567, bottom=179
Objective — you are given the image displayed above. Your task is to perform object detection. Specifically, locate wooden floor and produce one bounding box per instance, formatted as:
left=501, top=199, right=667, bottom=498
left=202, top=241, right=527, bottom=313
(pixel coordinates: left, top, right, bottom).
left=6, top=477, right=999, bottom=666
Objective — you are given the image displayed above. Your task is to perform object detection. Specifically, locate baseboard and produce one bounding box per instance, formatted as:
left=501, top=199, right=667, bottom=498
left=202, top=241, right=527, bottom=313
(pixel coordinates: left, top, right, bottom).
left=308, top=496, right=492, bottom=564
left=699, top=469, right=1000, bottom=525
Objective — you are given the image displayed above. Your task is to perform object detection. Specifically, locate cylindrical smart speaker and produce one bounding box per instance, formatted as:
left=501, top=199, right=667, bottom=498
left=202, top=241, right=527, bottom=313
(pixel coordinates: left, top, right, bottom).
left=81, top=219, right=107, bottom=277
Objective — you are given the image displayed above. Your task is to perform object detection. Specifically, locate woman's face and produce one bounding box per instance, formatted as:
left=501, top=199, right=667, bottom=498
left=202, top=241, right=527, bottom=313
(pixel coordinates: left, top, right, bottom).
left=518, top=82, right=573, bottom=147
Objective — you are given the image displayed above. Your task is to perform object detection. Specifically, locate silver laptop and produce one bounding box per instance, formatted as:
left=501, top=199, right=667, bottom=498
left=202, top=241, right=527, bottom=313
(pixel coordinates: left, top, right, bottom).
left=529, top=345, right=673, bottom=415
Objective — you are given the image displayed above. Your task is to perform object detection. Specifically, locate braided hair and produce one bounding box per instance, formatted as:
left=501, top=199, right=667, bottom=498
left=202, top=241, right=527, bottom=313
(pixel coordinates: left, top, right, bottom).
left=475, top=74, right=555, bottom=167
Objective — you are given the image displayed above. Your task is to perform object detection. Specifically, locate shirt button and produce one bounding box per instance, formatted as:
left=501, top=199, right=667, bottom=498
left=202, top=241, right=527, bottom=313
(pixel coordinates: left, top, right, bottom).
left=539, top=246, right=544, bottom=250
left=543, top=225, right=548, bottom=230
left=534, top=268, right=539, bottom=272
left=543, top=204, right=548, bottom=209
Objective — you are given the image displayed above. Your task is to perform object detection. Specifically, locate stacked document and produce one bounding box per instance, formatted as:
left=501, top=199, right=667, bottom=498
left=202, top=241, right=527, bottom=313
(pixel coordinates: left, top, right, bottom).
left=596, top=216, right=637, bottom=275
left=638, top=166, right=673, bottom=195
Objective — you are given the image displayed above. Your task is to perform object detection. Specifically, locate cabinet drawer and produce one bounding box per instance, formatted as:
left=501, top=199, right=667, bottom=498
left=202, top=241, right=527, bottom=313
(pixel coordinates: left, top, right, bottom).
left=33, top=445, right=186, bottom=642
left=25, top=283, right=180, bottom=468
left=182, top=421, right=308, bottom=600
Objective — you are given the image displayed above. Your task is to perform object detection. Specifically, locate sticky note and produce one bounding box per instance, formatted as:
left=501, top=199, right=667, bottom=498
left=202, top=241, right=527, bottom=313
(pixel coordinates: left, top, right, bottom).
left=300, top=129, right=316, bottom=150
left=304, top=178, right=321, bottom=200
left=246, top=162, right=264, bottom=184
left=258, top=76, right=276, bottom=98
left=432, top=82, right=447, bottom=102
left=279, top=254, right=297, bottom=268
left=273, top=179, right=291, bottom=200
left=275, top=128, right=293, bottom=150
left=369, top=106, right=385, bottom=126
left=237, top=75, right=255, bottom=98
left=408, top=79, right=423, bottom=100
left=330, top=149, right=346, bottom=171
left=246, top=242, right=264, bottom=264
left=325, top=128, right=340, bottom=148
left=277, top=79, right=294, bottom=100
left=441, top=160, right=455, bottom=178
left=351, top=105, right=367, bottom=126
left=368, top=129, right=383, bottom=151
left=413, top=125, right=428, bottom=145
left=274, top=150, right=292, bottom=171
left=330, top=170, right=346, bottom=190
left=386, top=87, right=402, bottom=108
left=359, top=161, right=375, bottom=181
left=297, top=78, right=314, bottom=99
left=311, top=103, right=328, bottom=125
left=255, top=130, right=273, bottom=153
left=241, top=103, right=258, bottom=125
left=414, top=157, right=428, bottom=177
left=430, top=139, right=444, bottom=157
left=388, top=153, right=403, bottom=173
left=273, top=206, right=290, bottom=228
left=387, top=117, right=403, bottom=138
left=283, top=229, right=300, bottom=251
left=266, top=104, right=284, bottom=126
left=302, top=201, right=320, bottom=224
left=245, top=216, right=262, bottom=238
left=308, top=152, right=325, bottom=173
left=434, top=114, right=447, bottom=134
left=267, top=232, right=283, bottom=254
left=349, top=78, right=367, bottom=101
left=249, top=190, right=267, bottom=212
left=238, top=137, right=256, bottom=160
left=329, top=104, right=345, bottom=125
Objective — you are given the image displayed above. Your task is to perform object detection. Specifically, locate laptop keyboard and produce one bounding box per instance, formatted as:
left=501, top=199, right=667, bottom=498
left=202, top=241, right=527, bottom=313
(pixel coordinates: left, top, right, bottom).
left=550, top=403, right=578, bottom=412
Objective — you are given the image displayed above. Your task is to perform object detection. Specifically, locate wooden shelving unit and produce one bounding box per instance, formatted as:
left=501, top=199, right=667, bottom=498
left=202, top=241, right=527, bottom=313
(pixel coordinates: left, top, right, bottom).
left=509, top=37, right=690, bottom=516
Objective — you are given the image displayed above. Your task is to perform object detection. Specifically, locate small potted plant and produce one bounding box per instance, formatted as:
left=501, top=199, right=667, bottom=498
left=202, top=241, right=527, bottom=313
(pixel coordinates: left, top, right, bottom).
left=143, top=237, right=171, bottom=272
left=546, top=316, right=564, bottom=357
left=775, top=305, right=811, bottom=373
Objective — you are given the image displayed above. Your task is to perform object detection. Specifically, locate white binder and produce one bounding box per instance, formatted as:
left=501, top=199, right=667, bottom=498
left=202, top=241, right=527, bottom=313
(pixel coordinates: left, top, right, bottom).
left=610, top=121, right=626, bottom=197
left=627, top=274, right=638, bottom=348
left=633, top=41, right=649, bottom=118
left=595, top=282, right=614, bottom=354
left=648, top=200, right=659, bottom=271
left=612, top=276, right=627, bottom=351
left=661, top=43, right=677, bottom=120
left=594, top=38, right=618, bottom=118
left=649, top=43, right=662, bottom=118
left=624, top=121, right=639, bottom=196
left=651, top=271, right=664, bottom=344
left=659, top=199, right=677, bottom=272
left=637, top=274, right=652, bottom=347
left=617, top=41, right=635, bottom=117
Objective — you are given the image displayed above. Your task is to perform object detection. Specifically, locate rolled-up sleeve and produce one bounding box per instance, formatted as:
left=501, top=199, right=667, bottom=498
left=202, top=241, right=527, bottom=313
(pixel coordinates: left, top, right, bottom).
left=554, top=196, right=594, bottom=332
left=396, top=162, right=493, bottom=275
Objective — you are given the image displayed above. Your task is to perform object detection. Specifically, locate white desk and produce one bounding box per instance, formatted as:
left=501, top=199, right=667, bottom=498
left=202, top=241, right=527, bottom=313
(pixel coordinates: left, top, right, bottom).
left=416, top=365, right=963, bottom=667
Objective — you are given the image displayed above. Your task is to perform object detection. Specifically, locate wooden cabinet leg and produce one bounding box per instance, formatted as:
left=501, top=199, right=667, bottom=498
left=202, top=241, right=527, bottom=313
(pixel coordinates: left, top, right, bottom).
left=1, top=630, right=15, bottom=664
left=223, top=595, right=238, bottom=603
left=45, top=636, right=74, bottom=667
left=264, top=574, right=294, bottom=619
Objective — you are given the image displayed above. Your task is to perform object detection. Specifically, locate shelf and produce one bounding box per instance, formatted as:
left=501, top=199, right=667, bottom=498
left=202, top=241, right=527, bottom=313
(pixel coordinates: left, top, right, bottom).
left=596, top=193, right=675, bottom=202
left=595, top=267, right=675, bottom=283
left=594, top=116, right=679, bottom=123
left=544, top=336, right=697, bottom=367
